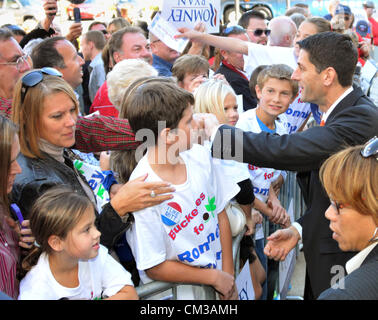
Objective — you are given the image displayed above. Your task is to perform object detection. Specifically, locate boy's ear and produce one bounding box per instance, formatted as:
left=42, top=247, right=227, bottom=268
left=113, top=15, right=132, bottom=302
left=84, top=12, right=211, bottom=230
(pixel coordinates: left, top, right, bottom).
left=255, top=84, right=262, bottom=100
left=160, top=127, right=177, bottom=145
left=48, top=235, right=64, bottom=252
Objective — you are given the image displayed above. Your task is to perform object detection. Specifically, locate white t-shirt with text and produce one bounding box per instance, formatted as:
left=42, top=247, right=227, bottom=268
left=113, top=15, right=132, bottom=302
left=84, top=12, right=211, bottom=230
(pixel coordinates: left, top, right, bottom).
left=18, top=245, right=133, bottom=300
left=126, top=144, right=240, bottom=285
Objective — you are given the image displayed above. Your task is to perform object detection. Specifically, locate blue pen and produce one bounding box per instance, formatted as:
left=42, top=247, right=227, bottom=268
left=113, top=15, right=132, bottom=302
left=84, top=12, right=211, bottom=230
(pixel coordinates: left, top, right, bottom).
left=10, top=204, right=32, bottom=246
left=10, top=203, right=24, bottom=224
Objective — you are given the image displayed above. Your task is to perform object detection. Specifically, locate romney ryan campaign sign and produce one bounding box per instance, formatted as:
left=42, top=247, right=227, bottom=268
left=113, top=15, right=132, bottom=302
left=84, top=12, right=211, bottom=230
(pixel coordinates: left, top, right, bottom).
left=161, top=0, right=221, bottom=33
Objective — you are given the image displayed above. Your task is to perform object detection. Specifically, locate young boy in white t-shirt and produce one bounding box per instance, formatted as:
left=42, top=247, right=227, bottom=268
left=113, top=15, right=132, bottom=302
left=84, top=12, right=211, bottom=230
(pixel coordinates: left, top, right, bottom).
left=124, top=79, right=240, bottom=300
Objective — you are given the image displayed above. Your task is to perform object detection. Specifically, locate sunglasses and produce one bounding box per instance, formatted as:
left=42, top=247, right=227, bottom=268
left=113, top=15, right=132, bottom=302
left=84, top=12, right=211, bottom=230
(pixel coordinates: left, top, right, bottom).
left=247, top=28, right=271, bottom=37
left=21, top=67, right=62, bottom=103
left=360, top=136, right=378, bottom=160
left=100, top=29, right=108, bottom=35
left=222, top=25, right=246, bottom=36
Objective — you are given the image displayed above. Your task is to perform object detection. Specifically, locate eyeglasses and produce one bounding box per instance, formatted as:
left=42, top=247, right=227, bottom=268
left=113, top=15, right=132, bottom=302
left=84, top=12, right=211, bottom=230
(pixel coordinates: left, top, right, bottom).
left=0, top=53, right=30, bottom=72
left=100, top=29, right=108, bottom=35
left=222, top=25, right=246, bottom=36
left=330, top=199, right=345, bottom=215
left=360, top=136, right=378, bottom=160
left=247, top=28, right=271, bottom=37
left=21, top=67, right=62, bottom=103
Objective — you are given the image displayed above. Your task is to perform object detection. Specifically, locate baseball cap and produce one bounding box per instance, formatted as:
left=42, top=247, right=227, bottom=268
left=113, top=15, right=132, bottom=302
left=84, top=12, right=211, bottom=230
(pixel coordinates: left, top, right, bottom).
left=335, top=4, right=352, bottom=15
left=355, top=20, right=370, bottom=37
left=363, top=1, right=375, bottom=9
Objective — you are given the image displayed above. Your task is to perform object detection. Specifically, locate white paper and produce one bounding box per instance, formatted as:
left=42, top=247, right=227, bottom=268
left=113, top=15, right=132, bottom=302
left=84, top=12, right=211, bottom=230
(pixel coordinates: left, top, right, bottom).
left=148, top=13, right=189, bottom=53
left=235, top=260, right=255, bottom=300
left=161, top=0, right=221, bottom=34
left=361, top=59, right=378, bottom=84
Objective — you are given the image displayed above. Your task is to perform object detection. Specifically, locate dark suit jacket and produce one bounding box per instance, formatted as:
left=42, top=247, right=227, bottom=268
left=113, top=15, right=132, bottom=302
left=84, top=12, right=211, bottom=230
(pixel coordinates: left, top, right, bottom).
left=212, top=86, right=378, bottom=298
left=318, top=244, right=378, bottom=300
left=215, top=63, right=257, bottom=111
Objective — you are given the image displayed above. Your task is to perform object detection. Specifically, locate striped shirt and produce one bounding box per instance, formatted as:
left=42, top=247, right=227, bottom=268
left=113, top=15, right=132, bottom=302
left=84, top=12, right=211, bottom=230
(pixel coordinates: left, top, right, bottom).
left=0, top=211, right=20, bottom=299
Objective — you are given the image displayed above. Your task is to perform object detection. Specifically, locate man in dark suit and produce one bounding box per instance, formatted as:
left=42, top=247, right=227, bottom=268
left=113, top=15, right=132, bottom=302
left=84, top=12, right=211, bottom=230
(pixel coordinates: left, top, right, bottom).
left=209, top=32, right=378, bottom=299
left=214, top=26, right=257, bottom=111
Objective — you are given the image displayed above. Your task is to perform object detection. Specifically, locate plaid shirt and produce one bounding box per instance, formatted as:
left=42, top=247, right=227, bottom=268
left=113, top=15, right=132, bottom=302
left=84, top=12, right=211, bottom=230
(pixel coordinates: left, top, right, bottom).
left=0, top=97, right=139, bottom=153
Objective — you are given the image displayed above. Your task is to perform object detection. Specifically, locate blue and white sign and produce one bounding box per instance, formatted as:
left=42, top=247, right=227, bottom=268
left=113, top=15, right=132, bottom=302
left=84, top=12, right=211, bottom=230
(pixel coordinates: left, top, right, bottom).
left=235, top=260, right=255, bottom=300
left=161, top=0, right=221, bottom=33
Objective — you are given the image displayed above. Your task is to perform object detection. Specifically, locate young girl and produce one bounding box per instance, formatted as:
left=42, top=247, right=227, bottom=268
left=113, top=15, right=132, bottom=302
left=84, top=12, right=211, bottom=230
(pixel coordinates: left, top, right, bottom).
left=18, top=186, right=138, bottom=300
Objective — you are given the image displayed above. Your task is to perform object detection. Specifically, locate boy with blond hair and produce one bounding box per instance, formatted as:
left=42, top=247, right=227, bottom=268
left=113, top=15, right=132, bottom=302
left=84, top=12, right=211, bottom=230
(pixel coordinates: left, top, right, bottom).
left=236, top=64, right=296, bottom=298
left=124, top=78, right=239, bottom=300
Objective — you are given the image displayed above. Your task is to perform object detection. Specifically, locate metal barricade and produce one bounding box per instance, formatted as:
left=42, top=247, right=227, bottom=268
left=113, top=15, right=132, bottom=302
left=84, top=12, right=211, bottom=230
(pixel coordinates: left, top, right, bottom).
left=277, top=171, right=306, bottom=300
left=135, top=229, right=245, bottom=300
left=135, top=172, right=306, bottom=300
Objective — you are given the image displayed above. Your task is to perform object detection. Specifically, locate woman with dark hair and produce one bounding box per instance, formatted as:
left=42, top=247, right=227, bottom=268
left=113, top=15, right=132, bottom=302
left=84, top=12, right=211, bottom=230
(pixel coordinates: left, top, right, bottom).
left=0, top=115, right=33, bottom=299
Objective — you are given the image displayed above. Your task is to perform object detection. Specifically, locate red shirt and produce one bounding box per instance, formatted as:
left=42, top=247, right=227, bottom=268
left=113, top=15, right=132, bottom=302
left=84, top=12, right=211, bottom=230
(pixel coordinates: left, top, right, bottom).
left=89, top=81, right=119, bottom=118
left=368, top=17, right=378, bottom=46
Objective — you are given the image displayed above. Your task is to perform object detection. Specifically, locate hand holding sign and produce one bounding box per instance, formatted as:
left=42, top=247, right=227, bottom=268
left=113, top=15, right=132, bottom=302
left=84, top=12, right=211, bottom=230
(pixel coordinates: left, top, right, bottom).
left=149, top=13, right=189, bottom=53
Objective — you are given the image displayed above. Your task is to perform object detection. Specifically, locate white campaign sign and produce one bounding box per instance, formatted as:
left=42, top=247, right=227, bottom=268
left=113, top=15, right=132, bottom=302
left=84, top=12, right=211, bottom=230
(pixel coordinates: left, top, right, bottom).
left=235, top=260, right=255, bottom=300
left=161, top=0, right=221, bottom=33
left=149, top=13, right=189, bottom=53
left=74, top=160, right=110, bottom=213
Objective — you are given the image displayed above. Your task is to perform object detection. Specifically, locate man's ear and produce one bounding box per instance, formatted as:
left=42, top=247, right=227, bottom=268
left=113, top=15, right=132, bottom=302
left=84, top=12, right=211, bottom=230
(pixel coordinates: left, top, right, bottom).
left=47, top=235, right=64, bottom=252
left=220, top=49, right=228, bottom=60
left=112, top=51, right=122, bottom=64
left=323, top=67, right=337, bottom=87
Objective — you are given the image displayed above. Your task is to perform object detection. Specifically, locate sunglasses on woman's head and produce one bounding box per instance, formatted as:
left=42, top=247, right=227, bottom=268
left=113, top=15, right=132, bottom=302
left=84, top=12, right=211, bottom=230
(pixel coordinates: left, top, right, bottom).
left=21, top=67, right=62, bottom=103
left=360, top=136, right=378, bottom=160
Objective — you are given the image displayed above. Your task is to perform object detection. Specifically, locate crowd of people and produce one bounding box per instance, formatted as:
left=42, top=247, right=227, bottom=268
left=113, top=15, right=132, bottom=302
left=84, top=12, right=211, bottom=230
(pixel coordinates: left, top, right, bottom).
left=0, top=0, right=377, bottom=301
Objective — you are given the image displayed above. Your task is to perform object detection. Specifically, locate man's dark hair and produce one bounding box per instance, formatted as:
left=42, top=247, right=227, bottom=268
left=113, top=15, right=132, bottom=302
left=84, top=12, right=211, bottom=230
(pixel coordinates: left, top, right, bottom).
left=88, top=21, right=107, bottom=31
left=238, top=10, right=265, bottom=29
left=297, top=32, right=357, bottom=87
left=31, top=36, right=67, bottom=69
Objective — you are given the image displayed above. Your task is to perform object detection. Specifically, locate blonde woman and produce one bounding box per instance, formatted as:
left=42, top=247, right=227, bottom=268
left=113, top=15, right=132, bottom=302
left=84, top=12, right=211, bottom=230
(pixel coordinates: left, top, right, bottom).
left=318, top=137, right=378, bottom=300
left=11, top=69, right=174, bottom=250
